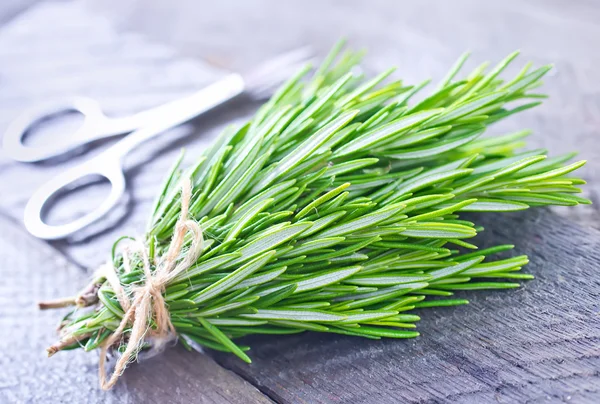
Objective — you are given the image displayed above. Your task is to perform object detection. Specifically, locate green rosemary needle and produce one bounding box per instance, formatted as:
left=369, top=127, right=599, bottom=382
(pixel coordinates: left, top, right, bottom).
left=43, top=43, right=589, bottom=387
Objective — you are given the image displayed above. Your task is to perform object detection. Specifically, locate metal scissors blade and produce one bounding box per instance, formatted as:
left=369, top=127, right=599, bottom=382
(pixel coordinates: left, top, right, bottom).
left=21, top=47, right=313, bottom=240
left=2, top=46, right=314, bottom=163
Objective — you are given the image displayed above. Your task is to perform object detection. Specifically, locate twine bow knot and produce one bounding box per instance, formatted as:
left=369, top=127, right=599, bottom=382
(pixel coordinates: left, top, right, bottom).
left=99, top=178, right=203, bottom=390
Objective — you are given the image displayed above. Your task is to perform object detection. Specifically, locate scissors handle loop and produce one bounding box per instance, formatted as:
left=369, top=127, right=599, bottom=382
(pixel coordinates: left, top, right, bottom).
left=1, top=96, right=122, bottom=162
left=24, top=155, right=126, bottom=240
left=23, top=74, right=246, bottom=239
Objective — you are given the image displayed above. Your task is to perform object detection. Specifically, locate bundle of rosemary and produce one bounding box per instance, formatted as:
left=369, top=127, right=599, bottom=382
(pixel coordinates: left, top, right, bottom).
left=43, top=43, right=589, bottom=389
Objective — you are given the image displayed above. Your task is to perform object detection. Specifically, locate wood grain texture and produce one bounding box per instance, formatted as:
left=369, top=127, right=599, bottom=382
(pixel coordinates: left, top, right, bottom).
left=0, top=1, right=229, bottom=268
left=2, top=0, right=600, bottom=270
left=211, top=208, right=600, bottom=403
left=0, top=1, right=599, bottom=403
left=93, top=0, right=600, bottom=230
left=0, top=0, right=39, bottom=24
left=0, top=213, right=272, bottom=404
left=0, top=4, right=270, bottom=403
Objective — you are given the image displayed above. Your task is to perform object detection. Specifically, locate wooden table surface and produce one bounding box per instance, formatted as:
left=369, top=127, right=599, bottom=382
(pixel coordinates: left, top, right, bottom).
left=0, top=1, right=599, bottom=403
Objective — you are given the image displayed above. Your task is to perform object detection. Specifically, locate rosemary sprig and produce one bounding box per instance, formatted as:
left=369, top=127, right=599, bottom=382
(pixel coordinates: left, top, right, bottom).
left=45, top=43, right=589, bottom=370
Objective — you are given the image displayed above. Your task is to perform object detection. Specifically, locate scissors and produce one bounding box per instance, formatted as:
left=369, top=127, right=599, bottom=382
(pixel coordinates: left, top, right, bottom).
left=3, top=47, right=312, bottom=240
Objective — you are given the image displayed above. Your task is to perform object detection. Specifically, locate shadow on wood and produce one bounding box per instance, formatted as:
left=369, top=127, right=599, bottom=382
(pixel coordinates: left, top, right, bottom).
left=210, top=209, right=600, bottom=403
left=0, top=213, right=270, bottom=404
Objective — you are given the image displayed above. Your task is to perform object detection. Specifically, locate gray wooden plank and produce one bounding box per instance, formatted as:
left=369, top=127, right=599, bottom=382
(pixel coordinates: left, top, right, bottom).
left=92, top=0, right=600, bottom=231
left=210, top=208, right=600, bottom=403
left=0, top=213, right=272, bottom=404
left=0, top=4, right=271, bottom=402
left=0, top=1, right=599, bottom=403
left=0, top=0, right=40, bottom=24
left=1, top=0, right=599, bottom=271
left=0, top=1, right=229, bottom=268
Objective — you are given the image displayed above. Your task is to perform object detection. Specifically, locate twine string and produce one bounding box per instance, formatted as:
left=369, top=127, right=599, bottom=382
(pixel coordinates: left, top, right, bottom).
left=98, top=178, right=203, bottom=390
